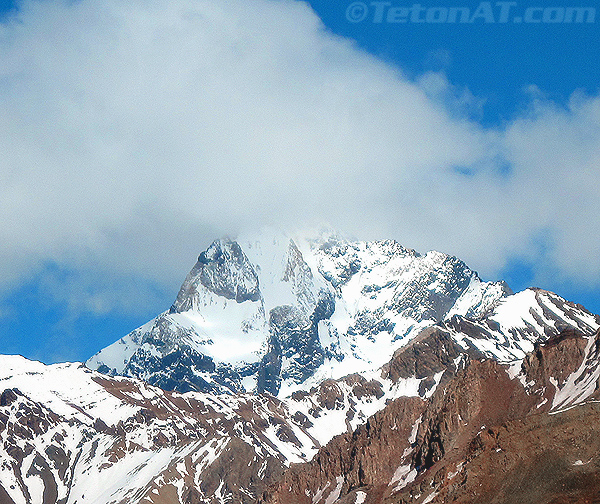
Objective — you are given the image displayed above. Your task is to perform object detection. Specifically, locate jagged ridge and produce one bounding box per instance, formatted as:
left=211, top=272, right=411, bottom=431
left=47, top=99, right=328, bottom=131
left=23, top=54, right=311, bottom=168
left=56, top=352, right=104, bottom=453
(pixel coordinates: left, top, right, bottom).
left=87, top=230, right=511, bottom=396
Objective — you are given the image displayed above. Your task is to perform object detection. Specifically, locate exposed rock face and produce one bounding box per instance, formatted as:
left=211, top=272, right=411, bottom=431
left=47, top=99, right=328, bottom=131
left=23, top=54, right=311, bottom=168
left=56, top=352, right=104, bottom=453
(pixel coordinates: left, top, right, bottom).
left=411, top=359, right=533, bottom=473
left=259, top=291, right=335, bottom=395
left=425, top=402, right=600, bottom=504
left=171, top=239, right=261, bottom=310
left=123, top=344, right=236, bottom=394
left=522, top=328, right=589, bottom=387
left=260, top=396, right=425, bottom=504
left=382, top=327, right=483, bottom=383
left=262, top=328, right=600, bottom=504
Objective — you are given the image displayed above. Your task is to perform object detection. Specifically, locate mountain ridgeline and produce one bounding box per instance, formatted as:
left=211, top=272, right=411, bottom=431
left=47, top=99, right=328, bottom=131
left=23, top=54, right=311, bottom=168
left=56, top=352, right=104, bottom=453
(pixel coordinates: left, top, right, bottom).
left=86, top=231, right=512, bottom=396
left=1, top=229, right=600, bottom=503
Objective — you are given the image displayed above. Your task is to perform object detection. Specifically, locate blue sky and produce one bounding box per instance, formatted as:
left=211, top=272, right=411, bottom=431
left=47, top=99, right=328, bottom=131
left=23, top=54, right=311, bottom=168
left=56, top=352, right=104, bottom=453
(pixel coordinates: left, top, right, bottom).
left=1, top=0, right=599, bottom=363
left=310, top=0, right=600, bottom=125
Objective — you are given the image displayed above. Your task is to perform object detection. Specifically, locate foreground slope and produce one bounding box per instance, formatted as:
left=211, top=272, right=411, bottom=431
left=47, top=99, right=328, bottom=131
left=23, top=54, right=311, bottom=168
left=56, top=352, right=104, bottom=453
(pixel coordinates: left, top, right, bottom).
left=0, top=348, right=445, bottom=504
left=0, top=356, right=308, bottom=504
left=262, top=327, right=600, bottom=504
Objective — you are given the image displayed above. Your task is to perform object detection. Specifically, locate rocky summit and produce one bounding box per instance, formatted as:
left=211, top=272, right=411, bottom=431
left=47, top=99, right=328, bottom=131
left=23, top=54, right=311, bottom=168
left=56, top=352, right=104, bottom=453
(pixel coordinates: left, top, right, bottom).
left=1, top=229, right=600, bottom=504
left=86, top=229, right=512, bottom=396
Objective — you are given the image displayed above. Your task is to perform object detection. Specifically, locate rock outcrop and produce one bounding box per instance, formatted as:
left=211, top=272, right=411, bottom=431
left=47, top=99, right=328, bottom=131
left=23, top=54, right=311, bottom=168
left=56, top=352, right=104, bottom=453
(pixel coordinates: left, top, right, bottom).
left=262, top=328, right=600, bottom=504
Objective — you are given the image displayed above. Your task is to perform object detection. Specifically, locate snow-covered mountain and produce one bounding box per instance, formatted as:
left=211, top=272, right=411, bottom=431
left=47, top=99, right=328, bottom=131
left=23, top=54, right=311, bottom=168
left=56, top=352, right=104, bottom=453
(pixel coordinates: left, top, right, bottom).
left=3, top=228, right=600, bottom=502
left=0, top=354, right=397, bottom=504
left=87, top=229, right=512, bottom=396
left=2, top=320, right=600, bottom=503
left=0, top=329, right=488, bottom=504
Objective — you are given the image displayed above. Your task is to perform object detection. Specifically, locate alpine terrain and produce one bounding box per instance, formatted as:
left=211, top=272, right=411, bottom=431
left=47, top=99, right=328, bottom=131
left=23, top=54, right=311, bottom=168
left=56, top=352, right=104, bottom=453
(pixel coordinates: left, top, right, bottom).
left=86, top=229, right=511, bottom=396
left=1, top=229, right=599, bottom=503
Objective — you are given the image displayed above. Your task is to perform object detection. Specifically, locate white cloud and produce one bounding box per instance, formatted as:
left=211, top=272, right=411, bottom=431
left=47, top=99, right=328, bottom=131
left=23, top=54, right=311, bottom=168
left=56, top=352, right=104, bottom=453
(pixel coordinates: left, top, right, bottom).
left=0, top=0, right=598, bottom=320
left=501, top=91, right=600, bottom=284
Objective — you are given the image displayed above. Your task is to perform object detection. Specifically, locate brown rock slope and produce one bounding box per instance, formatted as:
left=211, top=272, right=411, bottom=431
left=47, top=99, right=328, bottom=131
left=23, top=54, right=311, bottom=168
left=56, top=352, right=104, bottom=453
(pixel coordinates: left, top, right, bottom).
left=262, top=328, right=600, bottom=504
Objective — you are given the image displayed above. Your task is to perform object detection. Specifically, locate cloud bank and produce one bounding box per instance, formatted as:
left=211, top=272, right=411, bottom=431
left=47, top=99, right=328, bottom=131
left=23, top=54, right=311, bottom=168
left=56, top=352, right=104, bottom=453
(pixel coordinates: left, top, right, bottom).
left=1, top=0, right=599, bottom=320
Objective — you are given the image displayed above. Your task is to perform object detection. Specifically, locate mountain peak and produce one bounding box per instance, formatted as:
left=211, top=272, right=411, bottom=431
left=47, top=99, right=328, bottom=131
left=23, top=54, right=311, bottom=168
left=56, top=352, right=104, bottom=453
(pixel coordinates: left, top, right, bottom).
left=87, top=229, right=518, bottom=397
left=171, top=237, right=261, bottom=313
